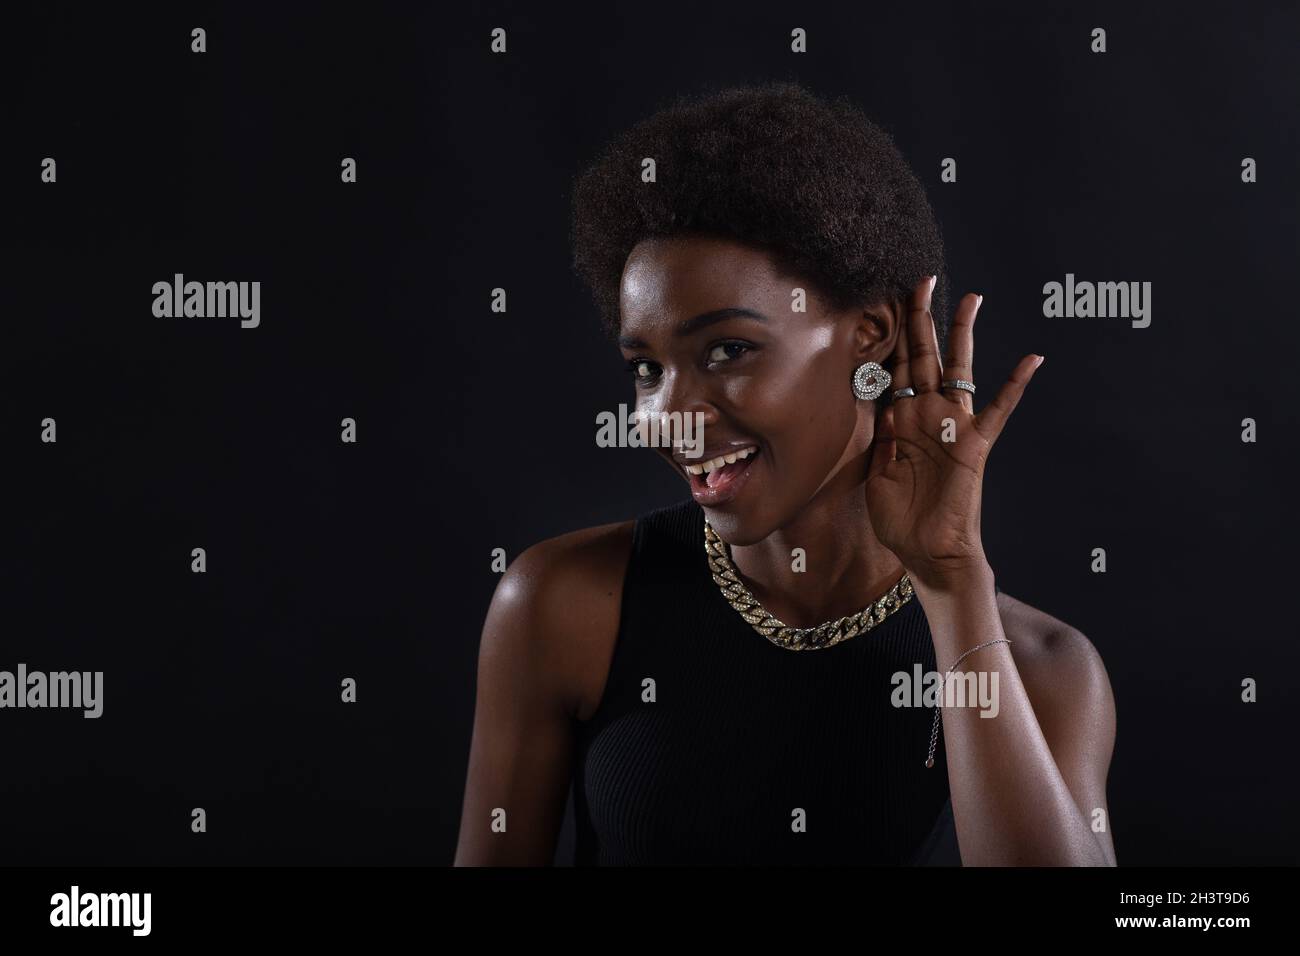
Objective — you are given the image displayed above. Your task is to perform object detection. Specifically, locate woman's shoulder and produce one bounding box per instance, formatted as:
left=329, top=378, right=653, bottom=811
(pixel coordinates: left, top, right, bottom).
left=995, top=590, right=1104, bottom=672
left=503, top=519, right=637, bottom=593
left=499, top=497, right=698, bottom=597
left=995, top=589, right=1115, bottom=750
left=485, top=518, right=636, bottom=721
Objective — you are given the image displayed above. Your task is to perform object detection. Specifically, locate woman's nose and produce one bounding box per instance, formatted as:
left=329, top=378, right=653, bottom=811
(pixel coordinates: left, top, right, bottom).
left=639, top=375, right=719, bottom=450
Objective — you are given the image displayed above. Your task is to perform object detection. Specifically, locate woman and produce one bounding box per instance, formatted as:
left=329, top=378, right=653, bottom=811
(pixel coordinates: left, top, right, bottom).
left=454, top=81, right=1117, bottom=866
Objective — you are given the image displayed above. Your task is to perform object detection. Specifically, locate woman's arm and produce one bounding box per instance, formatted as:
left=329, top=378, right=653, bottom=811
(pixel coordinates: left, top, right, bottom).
left=865, top=275, right=1116, bottom=865
left=453, top=523, right=632, bottom=865
left=919, top=574, right=1118, bottom=866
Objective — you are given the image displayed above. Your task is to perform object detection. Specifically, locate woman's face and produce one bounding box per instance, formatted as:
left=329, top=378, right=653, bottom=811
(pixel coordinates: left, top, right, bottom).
left=617, top=234, right=899, bottom=546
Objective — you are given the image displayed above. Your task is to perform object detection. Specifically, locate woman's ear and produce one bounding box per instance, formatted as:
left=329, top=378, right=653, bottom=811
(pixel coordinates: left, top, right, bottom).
left=854, top=299, right=901, bottom=362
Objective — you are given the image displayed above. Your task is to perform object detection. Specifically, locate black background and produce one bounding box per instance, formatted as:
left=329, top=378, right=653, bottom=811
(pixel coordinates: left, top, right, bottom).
left=7, top=1, right=1298, bottom=866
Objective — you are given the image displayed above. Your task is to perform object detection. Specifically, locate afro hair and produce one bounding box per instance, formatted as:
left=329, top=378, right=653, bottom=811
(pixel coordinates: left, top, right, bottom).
left=570, top=80, right=951, bottom=355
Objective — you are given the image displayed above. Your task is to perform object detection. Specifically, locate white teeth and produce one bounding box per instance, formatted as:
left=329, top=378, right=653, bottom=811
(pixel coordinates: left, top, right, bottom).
left=684, top=445, right=758, bottom=476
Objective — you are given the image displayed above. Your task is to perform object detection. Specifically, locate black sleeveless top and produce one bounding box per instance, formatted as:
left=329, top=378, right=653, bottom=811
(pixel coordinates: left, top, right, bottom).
left=573, top=498, right=987, bottom=865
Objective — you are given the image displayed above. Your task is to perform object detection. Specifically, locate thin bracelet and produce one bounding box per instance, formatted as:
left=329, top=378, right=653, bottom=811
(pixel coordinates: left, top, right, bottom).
left=925, top=638, right=1013, bottom=768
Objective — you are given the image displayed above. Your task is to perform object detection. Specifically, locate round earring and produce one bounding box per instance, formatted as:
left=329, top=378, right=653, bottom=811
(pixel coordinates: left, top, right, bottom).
left=852, top=361, right=891, bottom=401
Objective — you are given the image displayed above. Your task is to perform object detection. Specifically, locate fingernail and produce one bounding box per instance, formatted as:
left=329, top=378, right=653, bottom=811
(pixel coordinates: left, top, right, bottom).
left=975, top=294, right=984, bottom=308
left=1034, top=354, right=1045, bottom=368
left=927, top=275, right=937, bottom=295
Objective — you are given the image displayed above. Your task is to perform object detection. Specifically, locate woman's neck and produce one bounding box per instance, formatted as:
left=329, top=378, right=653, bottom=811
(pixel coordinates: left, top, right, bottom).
left=726, top=479, right=904, bottom=629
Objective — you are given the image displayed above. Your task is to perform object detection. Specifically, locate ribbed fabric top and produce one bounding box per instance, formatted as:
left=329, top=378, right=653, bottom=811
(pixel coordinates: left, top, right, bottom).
left=572, top=498, right=976, bottom=865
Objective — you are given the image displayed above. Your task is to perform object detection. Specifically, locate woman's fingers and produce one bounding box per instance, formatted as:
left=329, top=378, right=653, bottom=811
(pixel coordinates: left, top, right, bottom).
left=906, top=275, right=943, bottom=393
left=890, top=289, right=913, bottom=394
left=943, top=292, right=981, bottom=413
left=974, top=353, right=1043, bottom=442
left=867, top=403, right=897, bottom=479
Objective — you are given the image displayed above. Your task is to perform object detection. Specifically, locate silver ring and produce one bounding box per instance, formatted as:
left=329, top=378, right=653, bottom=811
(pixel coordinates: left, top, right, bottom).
left=891, top=386, right=916, bottom=400
left=941, top=379, right=976, bottom=394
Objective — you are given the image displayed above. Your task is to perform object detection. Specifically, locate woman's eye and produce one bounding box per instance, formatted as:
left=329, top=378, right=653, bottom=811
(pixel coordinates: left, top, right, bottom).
left=625, top=358, right=659, bottom=381
left=707, top=342, right=751, bottom=364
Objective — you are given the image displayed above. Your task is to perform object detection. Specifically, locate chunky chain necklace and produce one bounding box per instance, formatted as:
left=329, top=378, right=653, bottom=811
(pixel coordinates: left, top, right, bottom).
left=704, top=519, right=914, bottom=651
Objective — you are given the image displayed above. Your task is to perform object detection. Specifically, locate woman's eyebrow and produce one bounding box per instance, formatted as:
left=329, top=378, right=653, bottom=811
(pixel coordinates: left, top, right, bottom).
left=618, top=308, right=769, bottom=349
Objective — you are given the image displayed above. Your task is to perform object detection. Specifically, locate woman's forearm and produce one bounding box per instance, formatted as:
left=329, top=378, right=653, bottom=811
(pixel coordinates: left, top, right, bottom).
left=912, top=565, right=1110, bottom=866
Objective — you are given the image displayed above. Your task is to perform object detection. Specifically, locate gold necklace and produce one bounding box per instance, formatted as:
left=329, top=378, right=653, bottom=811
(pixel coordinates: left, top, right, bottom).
left=704, top=519, right=914, bottom=651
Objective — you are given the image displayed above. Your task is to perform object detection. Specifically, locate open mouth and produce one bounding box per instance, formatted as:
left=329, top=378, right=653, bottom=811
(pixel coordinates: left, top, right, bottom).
left=684, top=445, right=760, bottom=505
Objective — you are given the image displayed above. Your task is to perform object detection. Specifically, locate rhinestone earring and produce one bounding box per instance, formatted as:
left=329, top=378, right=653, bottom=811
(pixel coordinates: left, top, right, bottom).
left=851, top=361, right=891, bottom=401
